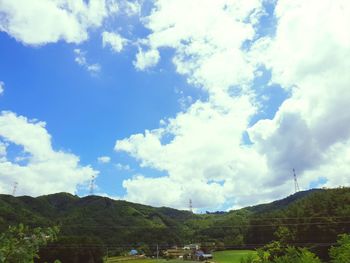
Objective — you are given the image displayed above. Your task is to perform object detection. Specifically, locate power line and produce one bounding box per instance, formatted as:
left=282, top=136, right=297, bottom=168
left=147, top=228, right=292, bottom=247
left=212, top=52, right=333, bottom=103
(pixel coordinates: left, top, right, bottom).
left=57, top=221, right=350, bottom=228
left=43, top=242, right=338, bottom=249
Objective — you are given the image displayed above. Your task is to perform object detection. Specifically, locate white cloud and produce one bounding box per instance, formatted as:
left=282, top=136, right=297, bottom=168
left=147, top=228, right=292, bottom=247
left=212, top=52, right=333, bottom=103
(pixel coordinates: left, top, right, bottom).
left=115, top=163, right=131, bottom=171
left=116, top=96, right=268, bottom=209
left=102, top=31, right=127, bottom=53
left=0, top=0, right=119, bottom=45
left=124, top=1, right=141, bottom=16
left=0, top=111, right=98, bottom=196
left=95, top=192, right=122, bottom=200
left=248, top=0, right=350, bottom=187
left=116, top=0, right=350, bottom=210
left=134, top=48, right=160, bottom=70
left=74, top=49, right=101, bottom=74
left=0, top=141, right=6, bottom=161
left=0, top=81, right=4, bottom=95
left=98, top=156, right=111, bottom=163
left=134, top=0, right=263, bottom=91
left=117, top=0, right=268, bottom=209
left=122, top=175, right=226, bottom=209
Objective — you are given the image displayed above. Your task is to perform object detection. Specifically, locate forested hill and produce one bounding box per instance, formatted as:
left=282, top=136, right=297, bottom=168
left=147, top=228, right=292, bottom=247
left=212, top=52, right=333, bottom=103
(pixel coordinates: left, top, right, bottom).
left=244, top=188, right=323, bottom=214
left=0, top=187, right=349, bottom=257
left=0, top=192, right=199, bottom=251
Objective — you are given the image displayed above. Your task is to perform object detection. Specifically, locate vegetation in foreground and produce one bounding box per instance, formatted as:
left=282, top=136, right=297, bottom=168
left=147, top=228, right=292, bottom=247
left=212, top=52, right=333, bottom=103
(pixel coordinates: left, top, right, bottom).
left=0, top=187, right=350, bottom=262
left=106, top=259, right=197, bottom=263
left=1, top=224, right=350, bottom=262
left=0, top=224, right=59, bottom=263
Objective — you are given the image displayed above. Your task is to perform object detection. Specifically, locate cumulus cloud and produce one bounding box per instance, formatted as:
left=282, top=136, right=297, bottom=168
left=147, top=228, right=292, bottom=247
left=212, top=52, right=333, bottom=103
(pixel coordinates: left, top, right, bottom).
left=123, top=1, right=141, bottom=16
left=134, top=0, right=263, bottom=91
left=249, top=0, right=350, bottom=187
left=0, top=111, right=98, bottom=196
left=115, top=163, right=131, bottom=171
left=98, top=156, right=111, bottom=163
left=116, top=0, right=350, bottom=210
left=102, top=31, right=127, bottom=53
left=116, top=96, right=266, bottom=209
left=134, top=48, right=160, bottom=70
left=74, top=49, right=101, bottom=74
left=0, top=81, right=4, bottom=95
left=0, top=141, right=6, bottom=161
left=0, top=0, right=119, bottom=45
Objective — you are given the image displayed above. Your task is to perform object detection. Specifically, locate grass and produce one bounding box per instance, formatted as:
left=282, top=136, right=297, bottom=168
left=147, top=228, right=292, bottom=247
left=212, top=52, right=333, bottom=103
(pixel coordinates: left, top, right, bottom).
left=107, top=250, right=256, bottom=263
left=106, top=259, right=197, bottom=263
left=213, top=250, right=257, bottom=263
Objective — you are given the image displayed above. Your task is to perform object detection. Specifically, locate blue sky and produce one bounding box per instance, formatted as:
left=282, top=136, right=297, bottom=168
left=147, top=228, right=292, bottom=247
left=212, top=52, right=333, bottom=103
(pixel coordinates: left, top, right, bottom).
left=0, top=26, right=190, bottom=196
left=0, top=0, right=349, bottom=211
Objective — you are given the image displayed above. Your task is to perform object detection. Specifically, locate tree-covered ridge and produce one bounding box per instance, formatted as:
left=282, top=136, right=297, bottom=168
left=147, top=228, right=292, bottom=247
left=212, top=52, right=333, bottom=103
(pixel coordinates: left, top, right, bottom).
left=0, top=192, right=199, bottom=256
left=0, top=187, right=349, bottom=259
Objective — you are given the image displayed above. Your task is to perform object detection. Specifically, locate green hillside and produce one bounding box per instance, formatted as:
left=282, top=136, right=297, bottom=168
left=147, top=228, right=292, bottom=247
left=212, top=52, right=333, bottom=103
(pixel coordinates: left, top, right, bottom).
left=0, top=193, right=198, bottom=254
left=0, top=187, right=349, bottom=260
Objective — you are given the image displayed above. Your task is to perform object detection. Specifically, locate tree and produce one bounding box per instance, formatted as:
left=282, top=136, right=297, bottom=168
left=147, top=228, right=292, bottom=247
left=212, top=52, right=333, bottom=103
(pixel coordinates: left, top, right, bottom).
left=0, top=224, right=59, bottom=263
left=241, top=244, right=321, bottom=263
left=274, top=227, right=295, bottom=245
left=329, top=234, right=350, bottom=263
left=273, top=247, right=321, bottom=263
left=37, top=236, right=105, bottom=263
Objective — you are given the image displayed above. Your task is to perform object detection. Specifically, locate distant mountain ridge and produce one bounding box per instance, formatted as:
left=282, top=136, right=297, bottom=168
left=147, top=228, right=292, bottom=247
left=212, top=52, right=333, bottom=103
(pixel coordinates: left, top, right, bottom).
left=1, top=187, right=349, bottom=258
left=0, top=188, right=321, bottom=228
left=244, top=188, right=324, bottom=214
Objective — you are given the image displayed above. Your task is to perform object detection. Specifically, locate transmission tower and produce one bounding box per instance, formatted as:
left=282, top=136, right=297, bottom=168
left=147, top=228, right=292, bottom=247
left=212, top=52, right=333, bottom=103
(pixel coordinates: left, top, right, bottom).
left=189, top=199, right=193, bottom=213
left=12, top=182, right=18, bottom=196
left=89, top=175, right=95, bottom=195
left=293, top=168, right=300, bottom=193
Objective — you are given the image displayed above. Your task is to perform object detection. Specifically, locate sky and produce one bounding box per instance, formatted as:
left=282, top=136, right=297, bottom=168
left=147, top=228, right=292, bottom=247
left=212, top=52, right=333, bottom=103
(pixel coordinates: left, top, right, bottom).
left=0, top=0, right=350, bottom=212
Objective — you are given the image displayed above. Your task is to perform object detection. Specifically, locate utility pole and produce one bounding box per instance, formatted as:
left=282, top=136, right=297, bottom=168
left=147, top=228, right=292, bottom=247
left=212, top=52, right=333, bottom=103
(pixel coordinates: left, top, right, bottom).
left=89, top=175, right=95, bottom=195
left=156, top=244, right=159, bottom=260
left=293, top=168, right=300, bottom=193
left=12, top=182, right=18, bottom=196
left=189, top=199, right=193, bottom=213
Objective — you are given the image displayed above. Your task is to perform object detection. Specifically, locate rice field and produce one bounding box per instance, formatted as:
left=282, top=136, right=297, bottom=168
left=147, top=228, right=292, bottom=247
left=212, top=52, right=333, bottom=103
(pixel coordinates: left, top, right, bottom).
left=106, top=250, right=256, bottom=263
left=213, top=250, right=257, bottom=263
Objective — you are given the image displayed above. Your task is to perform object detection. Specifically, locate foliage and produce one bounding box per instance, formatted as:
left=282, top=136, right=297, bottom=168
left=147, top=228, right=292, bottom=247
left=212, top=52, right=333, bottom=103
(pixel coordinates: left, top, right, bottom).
left=0, top=187, right=350, bottom=260
left=36, top=235, right=105, bottom=263
left=273, top=247, right=321, bottom=263
left=273, top=227, right=295, bottom=245
left=0, top=224, right=59, bottom=263
left=329, top=233, right=350, bottom=263
left=241, top=242, right=320, bottom=263
left=246, top=187, right=350, bottom=259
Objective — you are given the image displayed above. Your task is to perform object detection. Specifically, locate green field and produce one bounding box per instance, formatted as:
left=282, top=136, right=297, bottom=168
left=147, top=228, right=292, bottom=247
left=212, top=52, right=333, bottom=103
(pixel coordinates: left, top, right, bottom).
left=106, top=259, right=197, bottom=263
left=213, top=250, right=257, bottom=263
left=107, top=250, right=256, bottom=263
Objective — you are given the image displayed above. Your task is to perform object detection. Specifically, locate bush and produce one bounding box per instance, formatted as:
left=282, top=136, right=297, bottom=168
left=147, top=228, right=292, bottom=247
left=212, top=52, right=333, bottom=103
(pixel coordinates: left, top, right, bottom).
left=242, top=241, right=321, bottom=263
left=37, top=236, right=105, bottom=263
left=329, top=234, right=350, bottom=263
left=0, top=224, right=58, bottom=263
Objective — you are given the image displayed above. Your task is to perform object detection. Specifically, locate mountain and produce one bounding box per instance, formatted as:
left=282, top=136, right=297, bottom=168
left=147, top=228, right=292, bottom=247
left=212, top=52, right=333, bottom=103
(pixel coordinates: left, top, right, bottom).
left=0, top=187, right=349, bottom=259
left=0, top=192, right=199, bottom=252
left=244, top=188, right=324, bottom=214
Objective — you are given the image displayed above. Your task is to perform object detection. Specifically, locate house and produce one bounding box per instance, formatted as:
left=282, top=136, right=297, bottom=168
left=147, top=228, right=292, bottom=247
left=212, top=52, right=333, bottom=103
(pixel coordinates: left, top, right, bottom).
left=129, top=249, right=138, bottom=256
left=183, top=244, right=200, bottom=250
left=165, top=248, right=187, bottom=258
left=195, top=250, right=213, bottom=261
